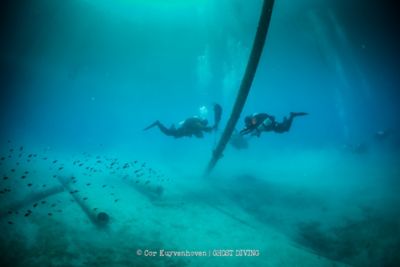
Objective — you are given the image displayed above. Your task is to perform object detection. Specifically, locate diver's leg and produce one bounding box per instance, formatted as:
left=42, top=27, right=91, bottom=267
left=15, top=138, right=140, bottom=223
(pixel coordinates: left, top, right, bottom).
left=157, top=123, right=178, bottom=137
left=144, top=121, right=177, bottom=137
left=143, top=120, right=160, bottom=131
left=278, top=112, right=308, bottom=132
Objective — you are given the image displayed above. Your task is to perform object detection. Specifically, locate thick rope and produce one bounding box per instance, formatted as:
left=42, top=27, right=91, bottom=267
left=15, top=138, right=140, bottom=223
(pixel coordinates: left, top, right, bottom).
left=205, top=0, right=275, bottom=175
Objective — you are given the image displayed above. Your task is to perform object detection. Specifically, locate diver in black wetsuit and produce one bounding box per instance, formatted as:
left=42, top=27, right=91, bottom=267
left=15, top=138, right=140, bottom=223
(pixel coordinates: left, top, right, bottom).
left=240, top=112, right=308, bottom=137
left=144, top=104, right=223, bottom=138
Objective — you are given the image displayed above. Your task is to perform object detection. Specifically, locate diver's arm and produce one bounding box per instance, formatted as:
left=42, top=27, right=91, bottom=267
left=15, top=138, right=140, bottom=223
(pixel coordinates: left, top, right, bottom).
left=240, top=127, right=254, bottom=135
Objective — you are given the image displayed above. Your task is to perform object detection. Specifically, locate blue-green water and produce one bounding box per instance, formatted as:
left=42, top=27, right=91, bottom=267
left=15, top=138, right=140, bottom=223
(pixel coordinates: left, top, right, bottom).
left=1, top=0, right=399, bottom=266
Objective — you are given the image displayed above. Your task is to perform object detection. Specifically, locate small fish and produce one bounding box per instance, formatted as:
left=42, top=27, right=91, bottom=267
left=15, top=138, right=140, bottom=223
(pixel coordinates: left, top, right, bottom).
left=24, top=213, right=31, bottom=217
left=83, top=197, right=88, bottom=201
left=43, top=157, right=48, bottom=160
left=114, top=199, right=119, bottom=202
left=41, top=201, right=46, bottom=204
left=9, top=149, right=14, bottom=152
left=52, top=160, right=57, bottom=164
left=86, top=183, right=91, bottom=186
left=19, top=146, right=23, bottom=151
left=3, top=176, right=8, bottom=180
left=24, top=171, right=29, bottom=174
left=93, top=208, right=98, bottom=211
left=0, top=157, right=5, bottom=160
left=51, top=204, right=56, bottom=207
left=21, top=175, right=26, bottom=179
left=8, top=221, right=13, bottom=225
left=7, top=211, right=12, bottom=215
left=102, top=185, right=107, bottom=188
left=145, top=180, right=150, bottom=185
left=42, top=184, right=46, bottom=187
left=11, top=169, right=15, bottom=172
left=28, top=154, right=32, bottom=158
left=58, top=167, right=63, bottom=171
left=48, top=213, right=52, bottom=216
left=33, top=203, right=38, bottom=208
left=79, top=163, right=84, bottom=167
left=56, top=209, right=62, bottom=213
left=27, top=183, right=32, bottom=187
left=53, top=175, right=57, bottom=178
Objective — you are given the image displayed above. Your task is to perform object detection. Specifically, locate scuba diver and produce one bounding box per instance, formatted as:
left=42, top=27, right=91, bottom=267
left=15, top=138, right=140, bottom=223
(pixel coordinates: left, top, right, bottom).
left=144, top=104, right=223, bottom=139
left=240, top=112, right=308, bottom=137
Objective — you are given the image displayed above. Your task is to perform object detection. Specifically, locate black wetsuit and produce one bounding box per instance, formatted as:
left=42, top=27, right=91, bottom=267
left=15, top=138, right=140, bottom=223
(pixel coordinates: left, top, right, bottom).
left=144, top=104, right=222, bottom=138
left=240, top=112, right=308, bottom=136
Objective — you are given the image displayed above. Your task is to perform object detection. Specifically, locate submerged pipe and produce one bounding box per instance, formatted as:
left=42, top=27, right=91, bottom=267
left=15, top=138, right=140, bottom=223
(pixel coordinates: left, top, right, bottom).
left=0, top=185, right=66, bottom=219
left=124, top=179, right=163, bottom=202
left=57, top=176, right=110, bottom=227
left=205, top=0, right=275, bottom=175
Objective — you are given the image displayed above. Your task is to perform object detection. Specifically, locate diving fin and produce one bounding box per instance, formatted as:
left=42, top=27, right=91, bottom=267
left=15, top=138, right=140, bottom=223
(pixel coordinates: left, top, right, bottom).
left=143, top=121, right=159, bottom=131
left=290, top=112, right=308, bottom=117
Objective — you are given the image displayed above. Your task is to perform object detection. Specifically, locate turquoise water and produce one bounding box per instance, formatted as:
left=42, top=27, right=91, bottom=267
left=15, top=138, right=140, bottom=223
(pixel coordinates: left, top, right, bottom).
left=1, top=0, right=399, bottom=266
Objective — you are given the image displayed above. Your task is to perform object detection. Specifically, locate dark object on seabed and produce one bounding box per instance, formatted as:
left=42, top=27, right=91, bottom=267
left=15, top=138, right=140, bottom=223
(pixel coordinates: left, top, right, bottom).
left=374, top=129, right=392, bottom=141
left=124, top=179, right=163, bottom=202
left=342, top=143, right=368, bottom=154
left=0, top=185, right=66, bottom=219
left=57, top=176, right=110, bottom=227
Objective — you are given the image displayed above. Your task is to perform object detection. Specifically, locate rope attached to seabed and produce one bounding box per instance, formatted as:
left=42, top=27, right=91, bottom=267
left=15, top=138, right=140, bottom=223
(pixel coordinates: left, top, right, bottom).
left=205, top=0, right=275, bottom=176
